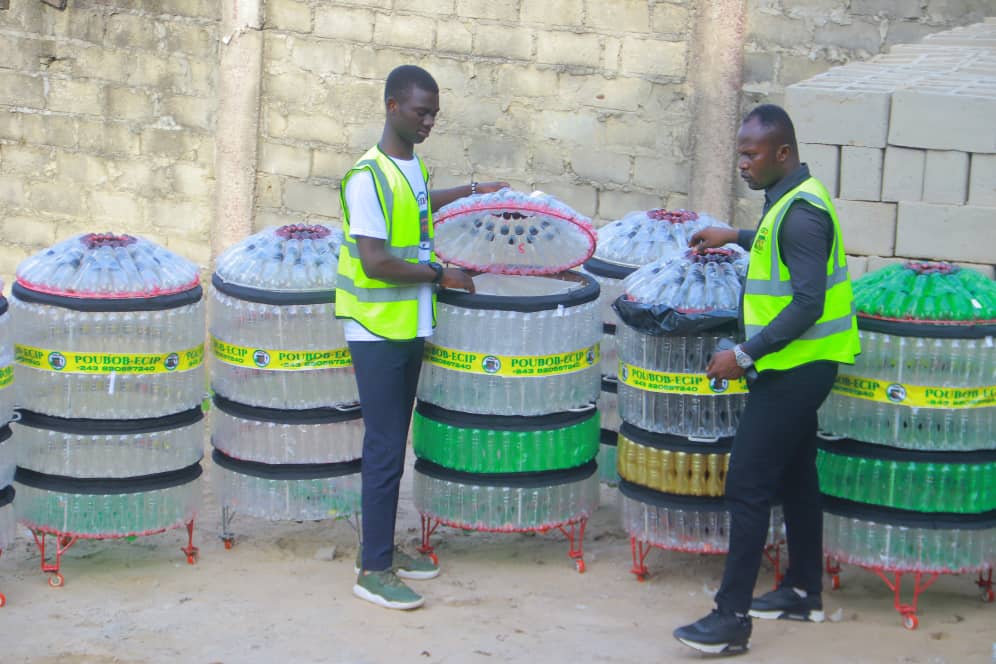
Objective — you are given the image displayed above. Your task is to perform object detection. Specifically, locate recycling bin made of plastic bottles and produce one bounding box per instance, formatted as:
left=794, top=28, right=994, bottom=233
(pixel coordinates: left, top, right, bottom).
left=9, top=234, right=205, bottom=579
left=210, top=224, right=357, bottom=410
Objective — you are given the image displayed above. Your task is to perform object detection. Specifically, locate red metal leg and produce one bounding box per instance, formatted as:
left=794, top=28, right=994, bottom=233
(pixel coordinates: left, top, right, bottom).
left=417, top=515, right=440, bottom=566
left=30, top=529, right=78, bottom=587
left=555, top=518, right=587, bottom=573
left=630, top=537, right=651, bottom=581
left=0, top=549, right=5, bottom=607
left=763, top=543, right=784, bottom=590
left=181, top=520, right=198, bottom=565
left=825, top=555, right=842, bottom=590
left=977, top=569, right=994, bottom=603
left=868, top=568, right=939, bottom=630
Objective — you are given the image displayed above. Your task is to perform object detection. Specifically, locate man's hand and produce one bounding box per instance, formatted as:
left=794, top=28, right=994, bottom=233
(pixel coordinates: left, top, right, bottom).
left=706, top=349, right=746, bottom=381
left=688, top=227, right=740, bottom=253
left=475, top=181, right=510, bottom=194
left=440, top=268, right=475, bottom=293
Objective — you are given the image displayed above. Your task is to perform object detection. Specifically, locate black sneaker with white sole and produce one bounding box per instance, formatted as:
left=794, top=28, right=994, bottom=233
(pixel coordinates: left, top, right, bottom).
left=673, top=609, right=752, bottom=655
left=749, top=586, right=825, bottom=622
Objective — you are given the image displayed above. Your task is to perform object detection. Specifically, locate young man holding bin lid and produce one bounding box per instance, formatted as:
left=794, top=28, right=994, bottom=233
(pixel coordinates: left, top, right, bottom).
left=674, top=104, right=860, bottom=654
left=335, top=64, right=507, bottom=610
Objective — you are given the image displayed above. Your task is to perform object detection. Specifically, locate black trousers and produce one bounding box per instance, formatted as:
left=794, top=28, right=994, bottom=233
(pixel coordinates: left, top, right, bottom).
left=348, top=338, right=425, bottom=572
left=713, top=361, right=838, bottom=614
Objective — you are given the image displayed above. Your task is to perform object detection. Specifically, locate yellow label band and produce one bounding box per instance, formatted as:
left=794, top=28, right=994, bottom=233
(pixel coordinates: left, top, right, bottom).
left=211, top=336, right=352, bottom=371
left=15, top=344, right=204, bottom=374
left=833, top=374, right=996, bottom=409
left=0, top=365, right=12, bottom=390
left=618, top=361, right=748, bottom=396
left=424, top=343, right=599, bottom=377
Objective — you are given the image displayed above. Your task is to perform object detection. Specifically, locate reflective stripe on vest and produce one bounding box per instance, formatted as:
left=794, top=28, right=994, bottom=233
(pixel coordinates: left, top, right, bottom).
left=743, top=177, right=860, bottom=372
left=335, top=145, right=435, bottom=340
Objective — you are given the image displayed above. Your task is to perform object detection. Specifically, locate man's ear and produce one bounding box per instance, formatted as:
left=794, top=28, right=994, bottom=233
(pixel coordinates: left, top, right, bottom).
left=775, top=143, right=791, bottom=163
left=386, top=96, right=397, bottom=113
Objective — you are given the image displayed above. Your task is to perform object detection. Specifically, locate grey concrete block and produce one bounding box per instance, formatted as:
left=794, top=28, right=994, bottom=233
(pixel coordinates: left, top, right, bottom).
left=895, top=202, right=996, bottom=264
left=968, top=154, right=996, bottom=207
left=799, top=143, right=839, bottom=196
left=922, top=150, right=969, bottom=205
left=832, top=199, right=897, bottom=256
left=881, top=146, right=925, bottom=202
left=840, top=146, right=884, bottom=201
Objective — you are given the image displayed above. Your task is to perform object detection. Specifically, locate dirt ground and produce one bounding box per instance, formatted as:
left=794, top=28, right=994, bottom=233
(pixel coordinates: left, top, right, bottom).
left=1, top=452, right=993, bottom=664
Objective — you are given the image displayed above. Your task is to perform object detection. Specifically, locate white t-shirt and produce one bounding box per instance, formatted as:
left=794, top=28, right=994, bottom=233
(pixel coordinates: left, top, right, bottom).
left=342, top=155, right=434, bottom=341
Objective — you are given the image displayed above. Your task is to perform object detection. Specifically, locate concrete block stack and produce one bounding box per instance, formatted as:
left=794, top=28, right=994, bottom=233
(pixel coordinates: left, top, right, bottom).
left=787, top=19, right=996, bottom=280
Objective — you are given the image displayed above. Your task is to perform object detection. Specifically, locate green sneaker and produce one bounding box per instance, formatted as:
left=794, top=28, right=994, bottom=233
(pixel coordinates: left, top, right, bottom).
left=353, top=570, right=425, bottom=610
left=354, top=546, right=440, bottom=580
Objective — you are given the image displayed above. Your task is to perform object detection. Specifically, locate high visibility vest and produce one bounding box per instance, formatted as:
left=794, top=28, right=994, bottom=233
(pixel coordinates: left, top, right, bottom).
left=335, top=145, right=435, bottom=340
left=743, top=177, right=860, bottom=372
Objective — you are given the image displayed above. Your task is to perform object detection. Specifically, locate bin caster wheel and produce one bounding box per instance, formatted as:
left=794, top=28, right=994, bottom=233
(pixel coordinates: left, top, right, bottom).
left=982, top=588, right=994, bottom=603
left=48, top=573, right=65, bottom=588
left=635, top=573, right=647, bottom=583
left=428, top=552, right=438, bottom=566
left=830, top=575, right=841, bottom=590
left=902, top=613, right=918, bottom=630
left=223, top=538, right=234, bottom=550
left=186, top=553, right=198, bottom=565
left=575, top=559, right=586, bottom=574
left=0, top=592, right=6, bottom=607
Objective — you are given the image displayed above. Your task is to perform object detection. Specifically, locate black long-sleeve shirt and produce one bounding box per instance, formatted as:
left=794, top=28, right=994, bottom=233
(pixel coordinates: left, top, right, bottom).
left=737, top=164, right=834, bottom=362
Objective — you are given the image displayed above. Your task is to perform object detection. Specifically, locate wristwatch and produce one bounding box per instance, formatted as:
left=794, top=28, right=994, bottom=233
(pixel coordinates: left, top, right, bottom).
left=427, top=261, right=444, bottom=284
left=732, top=344, right=754, bottom=369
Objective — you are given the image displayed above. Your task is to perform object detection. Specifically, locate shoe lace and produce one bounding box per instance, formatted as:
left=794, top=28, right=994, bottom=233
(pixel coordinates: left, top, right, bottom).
left=374, top=570, right=406, bottom=589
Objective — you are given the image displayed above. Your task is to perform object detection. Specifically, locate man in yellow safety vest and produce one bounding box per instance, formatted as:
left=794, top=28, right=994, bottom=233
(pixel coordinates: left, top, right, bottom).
left=674, top=104, right=860, bottom=654
left=336, top=65, right=507, bottom=610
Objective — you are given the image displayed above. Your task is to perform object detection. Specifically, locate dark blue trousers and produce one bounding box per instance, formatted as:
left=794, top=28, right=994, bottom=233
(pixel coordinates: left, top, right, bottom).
left=713, top=361, right=837, bottom=614
left=348, top=338, right=425, bottom=572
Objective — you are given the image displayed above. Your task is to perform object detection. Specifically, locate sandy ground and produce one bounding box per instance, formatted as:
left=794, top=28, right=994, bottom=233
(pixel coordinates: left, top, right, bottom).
left=1, top=451, right=993, bottom=664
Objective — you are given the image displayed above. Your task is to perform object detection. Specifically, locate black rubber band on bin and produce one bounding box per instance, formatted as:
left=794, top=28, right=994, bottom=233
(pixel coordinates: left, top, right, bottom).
left=600, top=376, right=618, bottom=394
left=211, top=448, right=361, bottom=480
left=619, top=422, right=734, bottom=454
left=212, top=394, right=361, bottom=425
left=821, top=494, right=996, bottom=530
left=14, top=461, right=203, bottom=495
left=618, top=479, right=728, bottom=511
left=583, top=256, right=637, bottom=280
left=12, top=281, right=203, bottom=312
left=15, top=407, right=203, bottom=435
left=857, top=314, right=996, bottom=340
left=437, top=270, right=599, bottom=312
left=211, top=273, right=336, bottom=306
left=414, top=458, right=597, bottom=488
left=415, top=401, right=596, bottom=432
left=0, top=296, right=8, bottom=317
left=0, top=424, right=11, bottom=445
left=0, top=484, right=13, bottom=508
left=600, top=428, right=618, bottom=446
left=817, top=436, right=996, bottom=464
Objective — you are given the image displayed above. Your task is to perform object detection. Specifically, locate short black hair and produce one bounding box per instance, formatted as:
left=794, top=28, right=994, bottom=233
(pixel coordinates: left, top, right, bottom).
left=384, top=65, right=438, bottom=103
left=744, top=104, right=798, bottom=151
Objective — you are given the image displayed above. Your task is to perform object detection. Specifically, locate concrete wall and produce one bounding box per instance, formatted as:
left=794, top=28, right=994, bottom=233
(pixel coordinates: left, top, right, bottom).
left=254, top=0, right=694, bottom=234
left=0, top=0, right=218, bottom=285
left=0, top=0, right=991, bottom=288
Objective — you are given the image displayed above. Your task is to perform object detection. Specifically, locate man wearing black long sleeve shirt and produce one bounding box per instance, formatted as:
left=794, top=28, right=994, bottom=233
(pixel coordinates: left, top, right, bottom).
left=674, top=105, right=860, bottom=655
